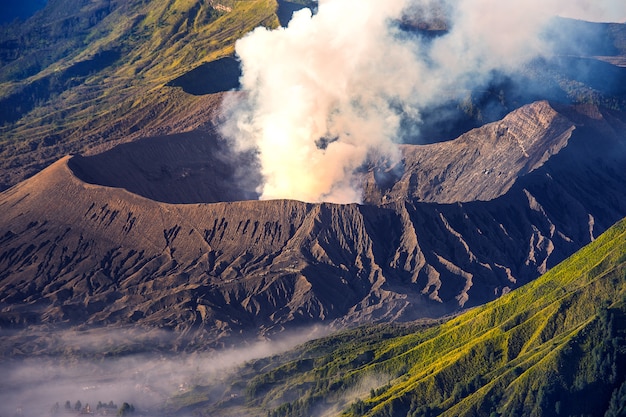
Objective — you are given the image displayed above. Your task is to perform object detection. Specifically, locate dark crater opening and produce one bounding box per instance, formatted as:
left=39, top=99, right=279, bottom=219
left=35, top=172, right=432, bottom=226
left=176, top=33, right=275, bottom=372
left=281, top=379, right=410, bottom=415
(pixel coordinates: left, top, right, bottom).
left=166, top=57, right=242, bottom=96
left=68, top=130, right=261, bottom=204
left=276, top=1, right=315, bottom=27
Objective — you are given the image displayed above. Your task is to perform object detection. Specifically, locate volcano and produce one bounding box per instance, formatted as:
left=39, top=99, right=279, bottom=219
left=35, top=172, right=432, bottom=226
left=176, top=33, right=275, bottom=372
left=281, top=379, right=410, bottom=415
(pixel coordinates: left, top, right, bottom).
left=3, top=3, right=626, bottom=417
left=1, top=100, right=625, bottom=352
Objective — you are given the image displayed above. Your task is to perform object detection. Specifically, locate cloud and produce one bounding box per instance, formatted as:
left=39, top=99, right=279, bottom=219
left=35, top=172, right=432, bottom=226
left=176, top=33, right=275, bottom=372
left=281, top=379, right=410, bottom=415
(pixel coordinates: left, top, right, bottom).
left=220, top=0, right=625, bottom=204
left=0, top=325, right=328, bottom=417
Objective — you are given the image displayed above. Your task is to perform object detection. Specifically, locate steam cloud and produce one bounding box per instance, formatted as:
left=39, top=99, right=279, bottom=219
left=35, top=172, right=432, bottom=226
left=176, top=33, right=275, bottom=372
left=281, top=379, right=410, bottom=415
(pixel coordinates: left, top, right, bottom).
left=220, top=0, right=626, bottom=203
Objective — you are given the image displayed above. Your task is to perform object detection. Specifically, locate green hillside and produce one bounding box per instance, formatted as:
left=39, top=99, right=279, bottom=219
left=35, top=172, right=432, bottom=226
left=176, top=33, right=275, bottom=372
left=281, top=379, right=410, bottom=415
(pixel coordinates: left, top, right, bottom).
left=172, top=216, right=626, bottom=417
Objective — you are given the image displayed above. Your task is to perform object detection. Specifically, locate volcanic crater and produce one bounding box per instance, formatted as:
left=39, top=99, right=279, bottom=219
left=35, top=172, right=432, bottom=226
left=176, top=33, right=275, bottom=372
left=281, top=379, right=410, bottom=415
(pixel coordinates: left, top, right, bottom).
left=2, top=100, right=626, bottom=351
left=68, top=129, right=261, bottom=204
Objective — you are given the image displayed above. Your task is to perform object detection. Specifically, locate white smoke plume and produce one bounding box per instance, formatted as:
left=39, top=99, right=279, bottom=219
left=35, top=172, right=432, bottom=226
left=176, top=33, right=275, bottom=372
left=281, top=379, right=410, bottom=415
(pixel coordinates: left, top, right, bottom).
left=220, top=0, right=626, bottom=204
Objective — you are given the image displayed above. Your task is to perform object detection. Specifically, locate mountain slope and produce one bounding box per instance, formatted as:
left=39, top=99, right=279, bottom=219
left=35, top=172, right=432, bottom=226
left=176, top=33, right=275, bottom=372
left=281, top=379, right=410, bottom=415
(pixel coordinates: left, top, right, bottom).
left=1, top=101, right=625, bottom=351
left=363, top=101, right=577, bottom=204
left=177, top=215, right=626, bottom=417
left=0, top=0, right=280, bottom=189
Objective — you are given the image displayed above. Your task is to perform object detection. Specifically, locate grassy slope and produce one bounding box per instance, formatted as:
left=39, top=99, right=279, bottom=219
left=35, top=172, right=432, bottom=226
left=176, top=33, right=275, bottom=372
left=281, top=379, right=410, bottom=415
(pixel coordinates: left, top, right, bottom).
left=178, top=217, right=626, bottom=417
left=0, top=0, right=279, bottom=187
left=348, top=215, right=626, bottom=417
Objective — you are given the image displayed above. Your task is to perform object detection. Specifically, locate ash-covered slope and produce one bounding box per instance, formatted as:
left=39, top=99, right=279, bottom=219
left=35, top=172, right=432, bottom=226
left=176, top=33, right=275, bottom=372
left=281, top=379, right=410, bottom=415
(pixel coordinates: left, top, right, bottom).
left=1, top=101, right=626, bottom=350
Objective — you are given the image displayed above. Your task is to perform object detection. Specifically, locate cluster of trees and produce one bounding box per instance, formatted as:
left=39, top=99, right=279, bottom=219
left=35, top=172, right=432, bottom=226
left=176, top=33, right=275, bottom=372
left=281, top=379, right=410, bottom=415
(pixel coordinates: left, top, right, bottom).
left=267, top=395, right=324, bottom=417
left=49, top=400, right=135, bottom=416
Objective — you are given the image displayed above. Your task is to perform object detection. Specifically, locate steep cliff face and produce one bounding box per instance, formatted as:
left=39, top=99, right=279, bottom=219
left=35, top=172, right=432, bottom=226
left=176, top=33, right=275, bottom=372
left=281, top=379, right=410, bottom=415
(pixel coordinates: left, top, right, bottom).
left=1, top=101, right=625, bottom=349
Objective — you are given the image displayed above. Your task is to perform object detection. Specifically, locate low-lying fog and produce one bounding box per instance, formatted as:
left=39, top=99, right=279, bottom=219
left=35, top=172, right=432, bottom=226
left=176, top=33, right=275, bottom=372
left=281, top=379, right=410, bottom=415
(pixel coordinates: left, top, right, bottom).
left=0, top=326, right=328, bottom=417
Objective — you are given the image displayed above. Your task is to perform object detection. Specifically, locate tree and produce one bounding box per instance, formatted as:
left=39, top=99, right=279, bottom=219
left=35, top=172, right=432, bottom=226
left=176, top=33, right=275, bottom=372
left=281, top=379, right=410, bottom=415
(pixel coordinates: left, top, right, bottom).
left=117, top=403, right=134, bottom=416
left=605, top=381, right=626, bottom=417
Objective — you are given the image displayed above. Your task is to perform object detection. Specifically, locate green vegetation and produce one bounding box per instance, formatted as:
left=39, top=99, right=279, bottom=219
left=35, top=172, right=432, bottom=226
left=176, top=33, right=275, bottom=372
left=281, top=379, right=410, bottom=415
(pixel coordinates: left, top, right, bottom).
left=171, top=216, right=626, bottom=416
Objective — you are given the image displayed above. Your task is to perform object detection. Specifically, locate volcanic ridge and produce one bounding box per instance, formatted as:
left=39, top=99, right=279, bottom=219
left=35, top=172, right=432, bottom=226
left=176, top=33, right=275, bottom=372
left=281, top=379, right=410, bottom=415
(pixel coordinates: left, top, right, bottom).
left=1, top=100, right=626, bottom=352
